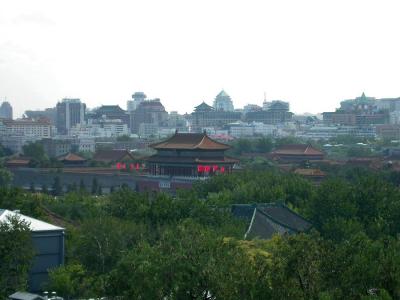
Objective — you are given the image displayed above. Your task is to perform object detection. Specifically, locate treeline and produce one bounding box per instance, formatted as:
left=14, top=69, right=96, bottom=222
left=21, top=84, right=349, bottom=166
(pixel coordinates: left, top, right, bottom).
left=2, top=168, right=400, bottom=298
left=229, top=136, right=306, bottom=155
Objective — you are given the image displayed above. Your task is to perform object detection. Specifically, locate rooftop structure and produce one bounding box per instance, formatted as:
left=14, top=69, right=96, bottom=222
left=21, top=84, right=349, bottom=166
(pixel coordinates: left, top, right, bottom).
left=213, top=90, right=234, bottom=112
left=0, top=209, right=64, bottom=292
left=151, top=132, right=230, bottom=150
left=8, top=292, right=45, bottom=300
left=245, top=100, right=292, bottom=124
left=93, top=149, right=135, bottom=163
left=58, top=152, right=87, bottom=166
left=323, top=93, right=391, bottom=126
left=231, top=203, right=312, bottom=240
left=191, top=101, right=241, bottom=132
left=147, top=132, right=238, bottom=177
left=271, top=144, right=324, bottom=162
left=127, top=91, right=147, bottom=112
left=25, top=108, right=56, bottom=124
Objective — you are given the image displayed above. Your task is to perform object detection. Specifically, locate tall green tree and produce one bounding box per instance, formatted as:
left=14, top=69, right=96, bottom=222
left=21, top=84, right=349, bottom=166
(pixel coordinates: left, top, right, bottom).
left=29, top=182, right=35, bottom=193
left=52, top=176, right=63, bottom=196
left=0, top=168, right=13, bottom=186
left=0, top=215, right=35, bottom=298
left=91, top=178, right=98, bottom=195
left=255, top=137, right=273, bottom=153
left=79, top=179, right=86, bottom=193
left=23, top=141, right=48, bottom=161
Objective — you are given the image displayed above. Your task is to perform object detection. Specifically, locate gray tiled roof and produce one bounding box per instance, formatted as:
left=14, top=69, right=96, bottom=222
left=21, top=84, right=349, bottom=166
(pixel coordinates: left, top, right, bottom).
left=231, top=203, right=312, bottom=240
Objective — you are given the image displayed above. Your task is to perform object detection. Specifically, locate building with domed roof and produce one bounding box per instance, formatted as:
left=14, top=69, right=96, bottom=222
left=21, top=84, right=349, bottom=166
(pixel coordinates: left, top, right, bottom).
left=213, top=90, right=234, bottom=111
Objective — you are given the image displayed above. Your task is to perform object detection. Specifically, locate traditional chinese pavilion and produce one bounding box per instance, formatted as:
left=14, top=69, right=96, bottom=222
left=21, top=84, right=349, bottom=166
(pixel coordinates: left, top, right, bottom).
left=146, top=132, right=238, bottom=177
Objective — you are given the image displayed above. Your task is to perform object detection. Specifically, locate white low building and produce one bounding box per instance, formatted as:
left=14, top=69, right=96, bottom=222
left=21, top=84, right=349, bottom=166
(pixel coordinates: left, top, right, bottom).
left=229, top=123, right=254, bottom=137
left=69, top=120, right=129, bottom=138
left=2, top=119, right=52, bottom=138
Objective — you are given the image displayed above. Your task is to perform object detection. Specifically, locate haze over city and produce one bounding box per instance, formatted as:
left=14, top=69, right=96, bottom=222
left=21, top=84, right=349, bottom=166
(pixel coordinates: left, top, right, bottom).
left=1, top=0, right=400, bottom=117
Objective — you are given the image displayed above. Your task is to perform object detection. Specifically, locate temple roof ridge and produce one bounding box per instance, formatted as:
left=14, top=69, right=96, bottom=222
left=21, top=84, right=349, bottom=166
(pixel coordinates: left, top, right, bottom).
left=150, top=132, right=230, bottom=150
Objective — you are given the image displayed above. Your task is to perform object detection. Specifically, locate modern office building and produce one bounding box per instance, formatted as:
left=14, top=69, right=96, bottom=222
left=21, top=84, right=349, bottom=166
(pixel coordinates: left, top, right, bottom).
left=56, top=98, right=86, bottom=135
left=0, top=101, right=13, bottom=119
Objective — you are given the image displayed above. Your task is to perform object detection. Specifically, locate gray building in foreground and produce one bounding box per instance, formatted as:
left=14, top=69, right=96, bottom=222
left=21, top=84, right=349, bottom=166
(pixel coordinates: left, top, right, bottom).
left=0, top=209, right=65, bottom=292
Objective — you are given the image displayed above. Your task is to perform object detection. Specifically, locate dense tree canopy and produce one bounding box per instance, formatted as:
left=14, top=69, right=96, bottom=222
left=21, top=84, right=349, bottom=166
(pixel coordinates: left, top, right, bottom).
left=0, top=215, right=34, bottom=296
left=2, top=167, right=400, bottom=298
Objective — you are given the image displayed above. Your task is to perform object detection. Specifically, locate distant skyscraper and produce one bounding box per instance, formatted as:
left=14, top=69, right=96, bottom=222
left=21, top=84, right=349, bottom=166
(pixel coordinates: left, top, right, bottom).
left=131, top=98, right=168, bottom=134
left=0, top=101, right=13, bottom=119
left=56, top=98, right=86, bottom=135
left=213, top=90, right=234, bottom=111
left=127, top=92, right=147, bottom=112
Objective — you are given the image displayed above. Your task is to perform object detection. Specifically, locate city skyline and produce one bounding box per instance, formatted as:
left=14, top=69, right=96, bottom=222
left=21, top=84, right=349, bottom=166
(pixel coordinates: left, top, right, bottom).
left=1, top=0, right=400, bottom=118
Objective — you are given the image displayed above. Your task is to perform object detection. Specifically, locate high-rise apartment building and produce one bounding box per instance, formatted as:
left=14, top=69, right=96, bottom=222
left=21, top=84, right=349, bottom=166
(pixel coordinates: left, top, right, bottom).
left=0, top=101, right=13, bottom=119
left=56, top=98, right=86, bottom=135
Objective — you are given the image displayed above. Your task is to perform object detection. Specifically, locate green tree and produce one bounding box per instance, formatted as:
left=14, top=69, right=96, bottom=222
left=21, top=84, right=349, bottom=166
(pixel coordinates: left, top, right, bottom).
left=79, top=179, right=86, bottom=193
left=0, top=144, right=12, bottom=157
left=347, top=145, right=373, bottom=157
left=116, top=135, right=133, bottom=142
left=233, top=138, right=253, bottom=155
left=52, top=176, right=63, bottom=196
left=29, top=182, right=35, bottom=193
left=67, top=183, right=77, bottom=194
left=97, top=184, right=102, bottom=196
left=110, top=221, right=221, bottom=299
left=91, top=178, right=98, bottom=195
left=47, top=264, right=97, bottom=300
left=0, top=168, right=13, bottom=186
left=255, top=137, right=273, bottom=153
left=41, top=183, right=48, bottom=194
left=0, top=215, right=35, bottom=298
left=23, top=141, right=48, bottom=162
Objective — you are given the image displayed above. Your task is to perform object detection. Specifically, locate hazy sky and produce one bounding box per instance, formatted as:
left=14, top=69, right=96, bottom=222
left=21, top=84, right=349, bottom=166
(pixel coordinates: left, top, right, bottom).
left=1, top=0, right=400, bottom=118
